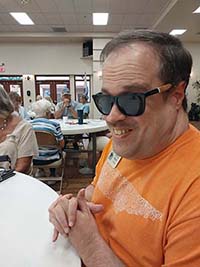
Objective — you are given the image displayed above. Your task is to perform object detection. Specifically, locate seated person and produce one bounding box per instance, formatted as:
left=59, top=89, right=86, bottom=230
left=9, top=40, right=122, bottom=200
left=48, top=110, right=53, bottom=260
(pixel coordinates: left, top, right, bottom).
left=36, top=95, right=43, bottom=101
left=9, top=91, right=30, bottom=120
left=0, top=85, right=38, bottom=173
left=79, top=94, right=90, bottom=118
left=30, top=99, right=64, bottom=177
left=44, top=96, right=56, bottom=118
left=54, top=89, right=82, bottom=119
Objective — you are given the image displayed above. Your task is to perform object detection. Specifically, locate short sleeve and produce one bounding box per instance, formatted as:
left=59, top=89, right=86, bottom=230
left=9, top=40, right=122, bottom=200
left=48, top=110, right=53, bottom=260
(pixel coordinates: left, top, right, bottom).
left=16, top=122, right=38, bottom=158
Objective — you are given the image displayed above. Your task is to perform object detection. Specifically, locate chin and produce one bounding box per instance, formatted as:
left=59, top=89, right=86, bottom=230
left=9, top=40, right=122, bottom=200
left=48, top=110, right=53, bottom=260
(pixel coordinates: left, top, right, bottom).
left=112, top=143, right=135, bottom=159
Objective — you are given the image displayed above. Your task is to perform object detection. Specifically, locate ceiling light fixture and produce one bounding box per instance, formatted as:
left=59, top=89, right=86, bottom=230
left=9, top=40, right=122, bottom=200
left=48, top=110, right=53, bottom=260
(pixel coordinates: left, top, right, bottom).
left=93, top=13, right=109, bottom=25
left=10, top=12, right=34, bottom=25
left=169, top=29, right=187, bottom=36
left=193, top=6, right=200, bottom=13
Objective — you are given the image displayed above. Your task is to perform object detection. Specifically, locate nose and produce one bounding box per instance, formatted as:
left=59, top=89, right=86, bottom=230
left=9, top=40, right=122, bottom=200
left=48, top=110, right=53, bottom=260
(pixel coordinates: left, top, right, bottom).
left=105, top=104, right=126, bottom=124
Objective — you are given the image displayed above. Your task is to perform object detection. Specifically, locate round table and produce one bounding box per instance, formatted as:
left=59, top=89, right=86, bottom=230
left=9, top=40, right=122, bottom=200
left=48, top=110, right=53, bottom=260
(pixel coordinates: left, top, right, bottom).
left=59, top=119, right=108, bottom=135
left=58, top=119, right=108, bottom=173
left=0, top=172, right=81, bottom=267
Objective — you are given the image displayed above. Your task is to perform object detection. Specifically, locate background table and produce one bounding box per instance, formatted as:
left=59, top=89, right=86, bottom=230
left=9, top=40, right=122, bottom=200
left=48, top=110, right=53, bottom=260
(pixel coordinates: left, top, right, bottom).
left=0, top=172, right=80, bottom=267
left=59, top=119, right=108, bottom=135
left=58, top=119, right=108, bottom=173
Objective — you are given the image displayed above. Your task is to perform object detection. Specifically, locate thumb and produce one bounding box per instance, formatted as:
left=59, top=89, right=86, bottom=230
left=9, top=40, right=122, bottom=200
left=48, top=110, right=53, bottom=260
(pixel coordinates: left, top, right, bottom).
left=77, top=188, right=89, bottom=213
left=87, top=202, right=104, bottom=214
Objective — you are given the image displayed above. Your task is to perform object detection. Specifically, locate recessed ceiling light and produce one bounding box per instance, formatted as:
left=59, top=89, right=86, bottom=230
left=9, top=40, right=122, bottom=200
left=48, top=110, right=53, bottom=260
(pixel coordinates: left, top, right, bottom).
left=169, top=29, right=187, bottom=36
left=93, top=13, right=109, bottom=25
left=193, top=6, right=200, bottom=13
left=10, top=12, right=34, bottom=25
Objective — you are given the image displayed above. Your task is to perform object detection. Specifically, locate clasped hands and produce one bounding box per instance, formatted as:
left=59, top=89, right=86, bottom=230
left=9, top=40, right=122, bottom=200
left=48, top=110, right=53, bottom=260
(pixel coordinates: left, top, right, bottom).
left=48, top=189, right=104, bottom=253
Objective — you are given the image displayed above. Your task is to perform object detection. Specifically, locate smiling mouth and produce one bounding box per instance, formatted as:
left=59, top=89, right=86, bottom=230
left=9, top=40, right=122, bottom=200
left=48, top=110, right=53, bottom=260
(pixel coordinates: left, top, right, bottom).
left=112, top=128, right=132, bottom=136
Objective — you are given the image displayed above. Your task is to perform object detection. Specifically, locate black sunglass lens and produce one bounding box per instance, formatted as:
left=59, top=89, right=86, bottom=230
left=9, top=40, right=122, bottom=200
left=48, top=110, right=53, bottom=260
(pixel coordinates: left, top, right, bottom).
left=118, top=94, right=145, bottom=116
left=94, top=94, right=113, bottom=115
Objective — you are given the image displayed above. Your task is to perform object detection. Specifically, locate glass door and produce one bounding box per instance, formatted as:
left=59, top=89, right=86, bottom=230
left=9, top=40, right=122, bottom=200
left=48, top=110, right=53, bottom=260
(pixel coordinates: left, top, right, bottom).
left=35, top=76, right=70, bottom=104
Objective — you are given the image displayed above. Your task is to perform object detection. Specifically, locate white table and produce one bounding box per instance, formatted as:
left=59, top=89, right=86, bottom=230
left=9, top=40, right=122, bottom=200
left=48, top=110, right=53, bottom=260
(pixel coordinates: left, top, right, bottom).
left=59, top=119, right=108, bottom=135
left=0, top=172, right=81, bottom=267
left=57, top=119, right=108, bottom=173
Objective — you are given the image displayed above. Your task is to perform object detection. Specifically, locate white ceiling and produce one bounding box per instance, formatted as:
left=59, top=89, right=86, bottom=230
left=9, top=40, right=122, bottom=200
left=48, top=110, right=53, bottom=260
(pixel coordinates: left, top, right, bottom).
left=0, top=0, right=200, bottom=42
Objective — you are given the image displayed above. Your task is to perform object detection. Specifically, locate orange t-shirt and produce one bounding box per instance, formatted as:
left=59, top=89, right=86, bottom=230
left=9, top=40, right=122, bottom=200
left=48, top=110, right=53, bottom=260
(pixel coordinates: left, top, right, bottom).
left=92, top=125, right=200, bottom=267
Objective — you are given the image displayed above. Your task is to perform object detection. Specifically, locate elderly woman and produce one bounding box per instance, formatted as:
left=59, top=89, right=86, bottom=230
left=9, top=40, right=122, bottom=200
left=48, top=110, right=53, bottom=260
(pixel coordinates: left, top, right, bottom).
left=9, top=91, right=30, bottom=120
left=30, top=99, right=64, bottom=177
left=0, top=85, right=38, bottom=173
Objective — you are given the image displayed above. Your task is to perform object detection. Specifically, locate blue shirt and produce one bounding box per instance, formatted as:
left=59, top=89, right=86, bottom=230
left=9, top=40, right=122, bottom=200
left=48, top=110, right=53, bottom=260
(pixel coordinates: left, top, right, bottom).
left=80, top=103, right=90, bottom=118
left=56, top=100, right=82, bottom=119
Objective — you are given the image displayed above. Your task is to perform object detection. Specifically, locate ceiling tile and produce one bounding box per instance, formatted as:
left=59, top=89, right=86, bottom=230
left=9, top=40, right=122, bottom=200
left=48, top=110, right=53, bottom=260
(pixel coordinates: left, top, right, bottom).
left=42, top=13, right=62, bottom=25
left=76, top=14, right=92, bottom=25
left=74, top=0, right=93, bottom=13
left=60, top=14, right=77, bottom=25
left=65, top=25, right=80, bottom=32
left=54, top=0, right=75, bottom=13
left=34, top=0, right=58, bottom=12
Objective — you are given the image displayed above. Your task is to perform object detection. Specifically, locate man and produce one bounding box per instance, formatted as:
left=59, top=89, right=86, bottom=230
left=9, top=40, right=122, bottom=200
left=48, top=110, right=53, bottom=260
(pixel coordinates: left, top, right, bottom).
left=54, top=88, right=82, bottom=119
left=48, top=30, right=200, bottom=266
left=31, top=99, right=64, bottom=177
left=79, top=94, right=90, bottom=118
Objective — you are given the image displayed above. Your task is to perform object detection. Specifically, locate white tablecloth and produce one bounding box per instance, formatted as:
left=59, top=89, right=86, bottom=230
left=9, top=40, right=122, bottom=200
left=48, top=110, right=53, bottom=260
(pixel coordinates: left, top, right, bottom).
left=58, top=119, right=108, bottom=135
left=0, top=172, right=81, bottom=267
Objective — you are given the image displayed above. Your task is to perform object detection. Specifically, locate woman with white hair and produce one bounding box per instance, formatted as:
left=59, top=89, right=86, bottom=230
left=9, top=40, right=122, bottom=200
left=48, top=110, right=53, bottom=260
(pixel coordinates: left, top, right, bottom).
left=30, top=99, right=64, bottom=177
left=0, top=85, right=38, bottom=173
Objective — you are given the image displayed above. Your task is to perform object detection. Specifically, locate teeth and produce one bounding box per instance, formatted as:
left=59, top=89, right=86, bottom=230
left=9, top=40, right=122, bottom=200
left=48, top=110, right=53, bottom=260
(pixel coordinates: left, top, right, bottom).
left=113, top=128, right=130, bottom=135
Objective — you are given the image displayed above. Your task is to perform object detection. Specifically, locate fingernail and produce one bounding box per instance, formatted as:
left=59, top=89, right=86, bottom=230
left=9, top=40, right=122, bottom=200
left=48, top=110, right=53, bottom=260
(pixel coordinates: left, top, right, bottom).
left=69, top=221, right=73, bottom=227
left=64, top=227, right=69, bottom=234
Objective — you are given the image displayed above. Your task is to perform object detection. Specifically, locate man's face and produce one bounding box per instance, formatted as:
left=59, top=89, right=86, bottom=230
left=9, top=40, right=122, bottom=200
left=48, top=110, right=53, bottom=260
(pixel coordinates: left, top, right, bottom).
left=102, top=44, right=178, bottom=159
left=62, top=94, right=71, bottom=104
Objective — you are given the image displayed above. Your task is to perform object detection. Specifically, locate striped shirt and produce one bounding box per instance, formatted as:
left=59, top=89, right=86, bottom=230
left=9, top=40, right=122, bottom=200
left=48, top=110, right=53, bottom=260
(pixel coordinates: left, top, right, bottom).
left=30, top=118, right=63, bottom=142
left=30, top=118, right=63, bottom=161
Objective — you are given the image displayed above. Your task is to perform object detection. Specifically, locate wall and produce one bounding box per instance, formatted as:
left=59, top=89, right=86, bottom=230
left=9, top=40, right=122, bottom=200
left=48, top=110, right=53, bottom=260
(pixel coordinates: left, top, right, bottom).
left=0, top=41, right=93, bottom=110
left=0, top=40, right=199, bottom=116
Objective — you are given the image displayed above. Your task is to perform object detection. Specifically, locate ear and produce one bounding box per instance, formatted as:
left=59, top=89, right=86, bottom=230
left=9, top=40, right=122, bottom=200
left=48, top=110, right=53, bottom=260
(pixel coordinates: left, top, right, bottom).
left=170, top=81, right=186, bottom=110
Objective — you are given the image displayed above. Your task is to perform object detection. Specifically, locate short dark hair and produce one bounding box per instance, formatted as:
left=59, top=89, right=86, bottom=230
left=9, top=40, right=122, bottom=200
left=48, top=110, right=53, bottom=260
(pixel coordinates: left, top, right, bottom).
left=100, top=30, right=193, bottom=111
left=80, top=94, right=88, bottom=101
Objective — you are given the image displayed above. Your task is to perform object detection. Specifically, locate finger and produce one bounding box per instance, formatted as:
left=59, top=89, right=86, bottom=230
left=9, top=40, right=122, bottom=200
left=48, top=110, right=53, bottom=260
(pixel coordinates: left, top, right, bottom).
left=77, top=189, right=90, bottom=213
left=52, top=228, right=59, bottom=242
left=49, top=216, right=67, bottom=239
left=55, top=202, right=70, bottom=234
left=68, top=197, right=78, bottom=227
left=48, top=195, right=63, bottom=212
left=87, top=202, right=104, bottom=214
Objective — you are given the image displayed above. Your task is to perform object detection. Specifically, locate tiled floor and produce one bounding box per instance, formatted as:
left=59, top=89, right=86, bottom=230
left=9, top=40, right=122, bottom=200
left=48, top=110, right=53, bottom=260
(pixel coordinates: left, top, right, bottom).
left=50, top=152, right=94, bottom=195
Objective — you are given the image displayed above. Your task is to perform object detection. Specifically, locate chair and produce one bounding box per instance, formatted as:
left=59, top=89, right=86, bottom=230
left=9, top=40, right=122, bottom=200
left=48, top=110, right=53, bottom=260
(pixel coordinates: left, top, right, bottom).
left=32, top=130, right=66, bottom=194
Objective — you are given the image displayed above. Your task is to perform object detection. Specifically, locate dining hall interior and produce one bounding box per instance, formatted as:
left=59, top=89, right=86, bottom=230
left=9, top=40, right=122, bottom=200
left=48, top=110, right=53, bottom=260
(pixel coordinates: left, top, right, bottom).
left=1, top=1, right=200, bottom=266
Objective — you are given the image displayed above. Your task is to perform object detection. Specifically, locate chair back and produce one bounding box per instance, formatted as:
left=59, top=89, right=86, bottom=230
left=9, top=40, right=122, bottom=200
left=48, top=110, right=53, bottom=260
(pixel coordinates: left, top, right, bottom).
left=35, top=130, right=60, bottom=148
left=33, top=130, right=66, bottom=194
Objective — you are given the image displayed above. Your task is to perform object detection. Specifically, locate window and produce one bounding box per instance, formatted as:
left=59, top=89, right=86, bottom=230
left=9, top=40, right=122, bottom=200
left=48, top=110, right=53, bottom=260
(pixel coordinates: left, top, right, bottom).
left=74, top=75, right=91, bottom=102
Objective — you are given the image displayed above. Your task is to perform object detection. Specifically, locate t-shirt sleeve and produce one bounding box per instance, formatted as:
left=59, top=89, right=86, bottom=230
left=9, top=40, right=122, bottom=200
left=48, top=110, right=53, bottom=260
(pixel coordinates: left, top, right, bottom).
left=83, top=104, right=90, bottom=115
left=17, top=123, right=38, bottom=158
left=163, top=177, right=200, bottom=266
left=91, top=140, right=112, bottom=187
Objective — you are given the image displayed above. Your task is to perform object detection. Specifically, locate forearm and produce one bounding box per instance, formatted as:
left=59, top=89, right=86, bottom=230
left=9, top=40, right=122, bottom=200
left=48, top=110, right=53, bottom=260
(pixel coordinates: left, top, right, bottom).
left=69, top=107, right=78, bottom=118
left=54, top=108, right=64, bottom=119
left=15, top=157, right=32, bottom=174
left=81, top=233, right=125, bottom=267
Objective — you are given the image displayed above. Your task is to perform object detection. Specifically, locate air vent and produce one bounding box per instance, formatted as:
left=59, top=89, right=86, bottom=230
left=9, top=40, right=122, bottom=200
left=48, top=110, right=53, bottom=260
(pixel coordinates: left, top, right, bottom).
left=52, top=27, right=67, bottom=32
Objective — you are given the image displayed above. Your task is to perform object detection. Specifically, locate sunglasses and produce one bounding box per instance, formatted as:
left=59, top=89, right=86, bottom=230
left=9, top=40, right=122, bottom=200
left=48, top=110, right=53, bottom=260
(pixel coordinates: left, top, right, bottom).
left=92, top=83, right=172, bottom=116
